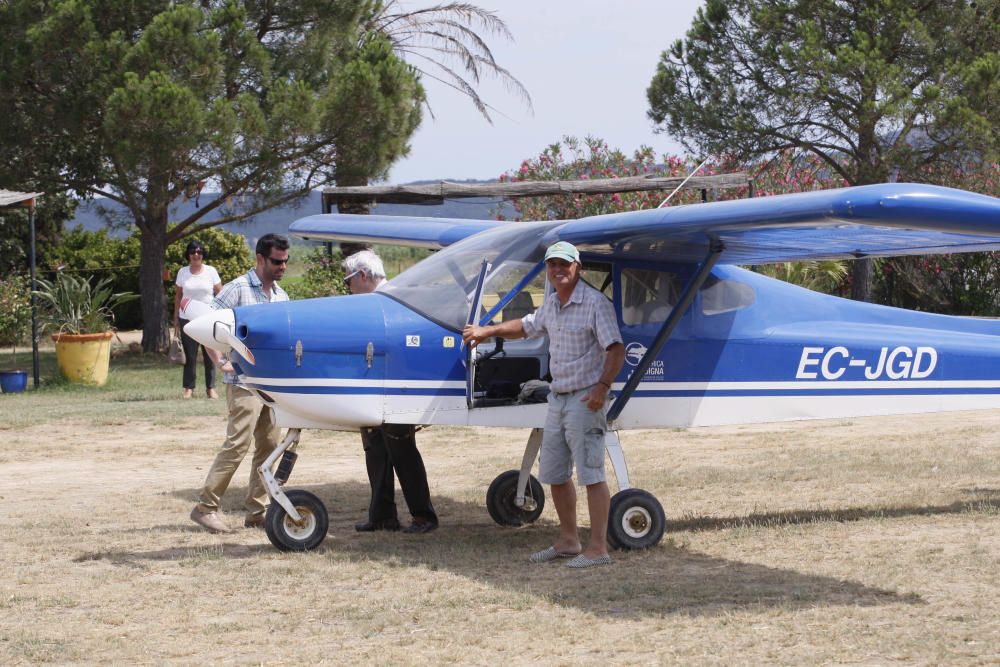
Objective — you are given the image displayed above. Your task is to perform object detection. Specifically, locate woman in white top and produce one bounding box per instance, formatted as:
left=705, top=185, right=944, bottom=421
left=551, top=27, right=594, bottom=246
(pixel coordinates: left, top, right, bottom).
left=174, top=239, right=222, bottom=399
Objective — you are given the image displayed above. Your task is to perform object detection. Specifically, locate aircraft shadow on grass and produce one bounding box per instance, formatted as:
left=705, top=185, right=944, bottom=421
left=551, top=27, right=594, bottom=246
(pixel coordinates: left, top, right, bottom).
left=667, top=486, right=1000, bottom=533
left=80, top=482, right=1000, bottom=617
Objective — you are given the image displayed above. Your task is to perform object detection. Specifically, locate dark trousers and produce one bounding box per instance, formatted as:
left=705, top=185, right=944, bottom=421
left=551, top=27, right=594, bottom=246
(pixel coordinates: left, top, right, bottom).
left=179, top=317, right=216, bottom=391
left=361, top=424, right=437, bottom=525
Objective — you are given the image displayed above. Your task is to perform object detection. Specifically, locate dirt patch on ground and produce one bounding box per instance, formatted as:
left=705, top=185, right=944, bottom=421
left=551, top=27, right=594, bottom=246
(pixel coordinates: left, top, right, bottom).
left=2, top=410, right=999, bottom=664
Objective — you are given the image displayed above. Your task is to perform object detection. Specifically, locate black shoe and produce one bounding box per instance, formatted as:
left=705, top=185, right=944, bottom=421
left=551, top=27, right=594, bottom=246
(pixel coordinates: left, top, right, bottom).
left=402, top=520, right=438, bottom=534
left=354, top=519, right=400, bottom=532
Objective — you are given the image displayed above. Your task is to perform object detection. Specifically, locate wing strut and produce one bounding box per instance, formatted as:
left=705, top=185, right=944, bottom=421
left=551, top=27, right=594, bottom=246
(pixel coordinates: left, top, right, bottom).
left=607, top=240, right=724, bottom=422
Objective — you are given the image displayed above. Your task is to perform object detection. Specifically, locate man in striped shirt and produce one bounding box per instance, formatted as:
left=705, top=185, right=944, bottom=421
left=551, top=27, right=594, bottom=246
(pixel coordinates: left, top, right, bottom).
left=463, top=241, right=625, bottom=568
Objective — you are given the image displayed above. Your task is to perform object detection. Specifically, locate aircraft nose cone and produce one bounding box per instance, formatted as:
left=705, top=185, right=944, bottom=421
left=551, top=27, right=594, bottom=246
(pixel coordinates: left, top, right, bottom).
left=184, top=308, right=235, bottom=353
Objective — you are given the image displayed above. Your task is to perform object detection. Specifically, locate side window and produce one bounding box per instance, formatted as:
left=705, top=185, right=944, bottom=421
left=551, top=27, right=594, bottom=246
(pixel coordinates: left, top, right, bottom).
left=580, top=262, right=612, bottom=299
left=700, top=276, right=755, bottom=315
left=621, top=268, right=681, bottom=325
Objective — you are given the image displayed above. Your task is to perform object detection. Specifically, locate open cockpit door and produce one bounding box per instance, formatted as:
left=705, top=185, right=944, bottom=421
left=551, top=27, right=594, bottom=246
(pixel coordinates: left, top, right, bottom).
left=467, top=261, right=551, bottom=409
left=465, top=259, right=492, bottom=408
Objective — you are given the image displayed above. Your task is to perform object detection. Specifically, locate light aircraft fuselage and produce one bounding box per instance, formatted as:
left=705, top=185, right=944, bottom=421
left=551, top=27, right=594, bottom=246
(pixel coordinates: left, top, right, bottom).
left=183, top=183, right=1000, bottom=552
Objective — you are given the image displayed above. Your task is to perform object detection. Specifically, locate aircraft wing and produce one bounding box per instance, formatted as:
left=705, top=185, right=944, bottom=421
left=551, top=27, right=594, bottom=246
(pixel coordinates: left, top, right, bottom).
left=550, top=183, right=1000, bottom=264
left=288, top=184, right=1000, bottom=264
left=288, top=213, right=502, bottom=249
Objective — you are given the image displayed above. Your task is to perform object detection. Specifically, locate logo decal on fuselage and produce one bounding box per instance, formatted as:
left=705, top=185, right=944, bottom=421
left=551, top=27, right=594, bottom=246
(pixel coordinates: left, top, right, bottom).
left=795, top=346, right=938, bottom=380
left=625, top=342, right=647, bottom=367
left=624, top=341, right=665, bottom=381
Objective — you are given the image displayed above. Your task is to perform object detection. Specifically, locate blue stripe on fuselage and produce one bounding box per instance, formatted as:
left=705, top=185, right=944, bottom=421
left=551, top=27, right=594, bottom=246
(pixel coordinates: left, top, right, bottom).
left=248, top=384, right=466, bottom=396
left=241, top=382, right=1000, bottom=398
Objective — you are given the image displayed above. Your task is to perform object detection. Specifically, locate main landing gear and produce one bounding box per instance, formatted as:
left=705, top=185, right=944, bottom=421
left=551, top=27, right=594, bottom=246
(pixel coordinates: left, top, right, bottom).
left=607, top=488, right=666, bottom=550
left=260, top=427, right=666, bottom=552
left=486, top=470, right=545, bottom=525
left=485, top=428, right=666, bottom=550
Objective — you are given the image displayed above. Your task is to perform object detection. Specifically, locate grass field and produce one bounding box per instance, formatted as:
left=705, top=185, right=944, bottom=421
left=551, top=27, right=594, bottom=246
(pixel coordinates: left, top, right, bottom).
left=1, top=344, right=999, bottom=664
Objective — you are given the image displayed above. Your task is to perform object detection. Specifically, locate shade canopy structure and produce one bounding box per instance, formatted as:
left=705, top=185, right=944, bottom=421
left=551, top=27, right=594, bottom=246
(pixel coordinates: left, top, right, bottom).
left=320, top=173, right=750, bottom=211
left=0, top=190, right=42, bottom=207
left=0, top=190, right=43, bottom=388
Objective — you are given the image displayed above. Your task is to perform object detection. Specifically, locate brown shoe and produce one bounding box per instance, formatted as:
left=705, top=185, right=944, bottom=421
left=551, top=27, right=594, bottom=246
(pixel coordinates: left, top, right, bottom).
left=183, top=388, right=193, bottom=399
left=206, top=388, right=219, bottom=399
left=244, top=513, right=265, bottom=529
left=189, top=507, right=232, bottom=533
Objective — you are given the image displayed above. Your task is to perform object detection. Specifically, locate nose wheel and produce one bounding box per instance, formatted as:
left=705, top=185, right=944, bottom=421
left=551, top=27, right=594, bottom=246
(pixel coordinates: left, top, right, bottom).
left=607, top=488, right=665, bottom=550
left=486, top=470, right=545, bottom=526
left=264, top=489, right=329, bottom=551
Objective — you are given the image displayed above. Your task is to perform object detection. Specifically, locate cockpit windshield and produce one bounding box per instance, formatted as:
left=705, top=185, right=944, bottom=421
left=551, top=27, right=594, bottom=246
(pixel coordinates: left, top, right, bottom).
left=382, top=221, right=560, bottom=330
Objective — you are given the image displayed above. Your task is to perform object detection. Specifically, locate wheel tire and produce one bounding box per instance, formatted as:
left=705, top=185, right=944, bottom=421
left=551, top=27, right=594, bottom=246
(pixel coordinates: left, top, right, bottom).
left=607, top=488, right=665, bottom=550
left=486, top=470, right=545, bottom=526
left=264, top=489, right=329, bottom=552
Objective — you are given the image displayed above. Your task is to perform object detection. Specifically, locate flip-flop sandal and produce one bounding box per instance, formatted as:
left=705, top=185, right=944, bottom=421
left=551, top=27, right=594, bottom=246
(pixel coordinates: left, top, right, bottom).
left=529, top=546, right=581, bottom=563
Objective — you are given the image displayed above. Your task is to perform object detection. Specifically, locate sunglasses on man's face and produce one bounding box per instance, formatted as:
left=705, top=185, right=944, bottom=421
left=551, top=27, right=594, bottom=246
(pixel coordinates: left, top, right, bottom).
left=189, top=249, right=203, bottom=256
left=344, top=270, right=361, bottom=285
left=266, top=256, right=289, bottom=266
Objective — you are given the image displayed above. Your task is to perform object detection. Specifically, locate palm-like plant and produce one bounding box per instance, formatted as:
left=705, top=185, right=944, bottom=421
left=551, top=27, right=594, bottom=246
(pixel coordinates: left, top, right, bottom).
left=333, top=2, right=531, bottom=222
left=34, top=273, right=138, bottom=335
left=364, top=1, right=532, bottom=122
left=758, top=260, right=849, bottom=295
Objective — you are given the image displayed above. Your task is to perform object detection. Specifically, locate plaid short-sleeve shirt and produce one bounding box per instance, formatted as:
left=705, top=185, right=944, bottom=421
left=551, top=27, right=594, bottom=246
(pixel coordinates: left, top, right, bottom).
left=213, top=268, right=288, bottom=384
left=522, top=280, right=622, bottom=394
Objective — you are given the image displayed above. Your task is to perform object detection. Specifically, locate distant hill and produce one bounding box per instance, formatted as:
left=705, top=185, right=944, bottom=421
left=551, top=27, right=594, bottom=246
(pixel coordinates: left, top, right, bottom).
left=69, top=188, right=517, bottom=244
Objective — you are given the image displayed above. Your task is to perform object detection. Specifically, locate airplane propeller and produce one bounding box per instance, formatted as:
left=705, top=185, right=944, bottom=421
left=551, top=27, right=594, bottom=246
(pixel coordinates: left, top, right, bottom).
left=220, top=327, right=256, bottom=366
left=182, top=307, right=256, bottom=366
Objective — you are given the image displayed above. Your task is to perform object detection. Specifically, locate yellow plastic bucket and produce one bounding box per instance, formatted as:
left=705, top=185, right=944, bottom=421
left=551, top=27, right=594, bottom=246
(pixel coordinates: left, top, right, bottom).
left=52, top=332, right=114, bottom=386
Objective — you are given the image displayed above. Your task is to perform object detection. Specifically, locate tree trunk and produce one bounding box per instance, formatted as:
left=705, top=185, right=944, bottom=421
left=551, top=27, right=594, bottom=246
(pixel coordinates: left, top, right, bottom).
left=848, top=157, right=882, bottom=304
left=337, top=192, right=372, bottom=257
left=138, top=224, right=169, bottom=353
left=851, top=258, right=873, bottom=302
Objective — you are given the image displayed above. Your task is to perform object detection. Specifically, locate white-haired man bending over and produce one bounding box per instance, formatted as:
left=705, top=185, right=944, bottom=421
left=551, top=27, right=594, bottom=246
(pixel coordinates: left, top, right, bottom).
left=343, top=249, right=438, bottom=534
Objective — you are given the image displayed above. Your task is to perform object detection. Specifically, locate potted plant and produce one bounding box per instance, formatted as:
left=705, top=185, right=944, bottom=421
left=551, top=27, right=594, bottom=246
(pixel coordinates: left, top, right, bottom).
left=34, top=272, right=138, bottom=386
left=0, top=274, right=31, bottom=393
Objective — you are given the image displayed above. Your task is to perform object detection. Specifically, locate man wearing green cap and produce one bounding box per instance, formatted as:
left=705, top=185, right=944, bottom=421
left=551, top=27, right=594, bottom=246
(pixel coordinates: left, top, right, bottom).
left=463, top=241, right=625, bottom=568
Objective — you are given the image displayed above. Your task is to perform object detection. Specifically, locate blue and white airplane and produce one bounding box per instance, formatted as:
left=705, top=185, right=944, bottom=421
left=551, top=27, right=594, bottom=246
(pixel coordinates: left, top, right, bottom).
left=186, top=183, right=1000, bottom=552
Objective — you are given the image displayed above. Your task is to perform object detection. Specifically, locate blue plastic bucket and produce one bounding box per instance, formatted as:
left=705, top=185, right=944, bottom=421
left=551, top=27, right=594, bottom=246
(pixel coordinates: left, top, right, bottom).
left=0, top=370, right=28, bottom=393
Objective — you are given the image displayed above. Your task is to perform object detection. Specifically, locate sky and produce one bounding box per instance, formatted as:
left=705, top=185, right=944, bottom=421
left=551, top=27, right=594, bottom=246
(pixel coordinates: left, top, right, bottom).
left=387, top=1, right=706, bottom=184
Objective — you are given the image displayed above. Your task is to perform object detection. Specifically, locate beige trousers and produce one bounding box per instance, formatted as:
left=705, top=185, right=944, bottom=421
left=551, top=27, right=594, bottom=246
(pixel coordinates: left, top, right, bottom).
left=196, top=384, right=279, bottom=516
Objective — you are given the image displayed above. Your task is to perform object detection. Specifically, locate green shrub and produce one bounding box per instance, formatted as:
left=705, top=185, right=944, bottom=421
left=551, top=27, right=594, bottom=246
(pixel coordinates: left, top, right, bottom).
left=0, top=194, right=76, bottom=280
left=163, top=226, right=252, bottom=286
left=51, top=226, right=252, bottom=329
left=0, top=274, right=31, bottom=368
left=283, top=246, right=348, bottom=300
